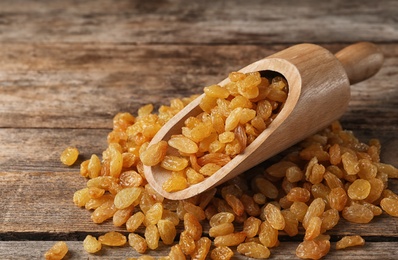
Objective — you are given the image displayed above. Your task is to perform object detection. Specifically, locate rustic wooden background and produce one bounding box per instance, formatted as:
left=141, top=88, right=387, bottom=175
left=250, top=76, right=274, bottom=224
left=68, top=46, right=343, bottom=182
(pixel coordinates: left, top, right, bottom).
left=0, top=0, right=397, bottom=259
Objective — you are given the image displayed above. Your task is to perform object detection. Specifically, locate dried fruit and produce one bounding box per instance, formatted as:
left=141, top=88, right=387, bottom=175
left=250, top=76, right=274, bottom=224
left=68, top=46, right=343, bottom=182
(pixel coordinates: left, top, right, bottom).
left=168, top=244, right=186, bottom=260
left=119, top=170, right=143, bottom=188
left=44, top=241, right=68, bottom=260
left=237, top=242, right=271, bottom=259
left=163, top=172, right=189, bottom=192
left=108, top=144, right=123, bottom=178
left=328, top=187, right=348, bottom=211
left=145, top=224, right=160, bottom=250
left=214, top=232, right=247, bottom=247
left=210, top=246, right=234, bottom=260
left=210, top=212, right=235, bottom=227
left=190, top=237, right=211, bottom=260
left=140, top=141, right=168, bottom=166
left=243, top=216, right=262, bottom=238
left=128, top=233, right=147, bottom=254
left=199, top=163, right=222, bottom=176
left=69, top=75, right=398, bottom=259
left=253, top=177, right=279, bottom=199
left=98, top=231, right=126, bottom=246
left=304, top=216, right=322, bottom=241
left=114, top=187, right=142, bottom=209
left=145, top=202, right=163, bottom=225
left=290, top=201, right=308, bottom=222
left=83, top=235, right=102, bottom=253
left=204, top=84, right=230, bottom=98
left=73, top=188, right=90, bottom=207
left=264, top=203, right=285, bottom=230
left=158, top=219, right=177, bottom=245
left=320, top=209, right=340, bottom=232
left=287, top=187, right=311, bottom=202
left=209, top=222, right=235, bottom=237
left=87, top=154, right=101, bottom=178
left=60, top=147, right=79, bottom=166
left=113, top=205, right=134, bottom=226
left=91, top=200, right=117, bottom=224
left=161, top=155, right=189, bottom=171
left=184, top=213, right=203, bottom=241
left=126, top=211, right=145, bottom=232
left=336, top=235, right=365, bottom=250
left=225, top=194, right=245, bottom=216
left=296, top=239, right=330, bottom=259
left=281, top=210, right=299, bottom=237
left=286, top=166, right=304, bottom=183
left=258, top=221, right=278, bottom=248
left=380, top=198, right=398, bottom=217
left=183, top=201, right=206, bottom=221
left=303, top=198, right=325, bottom=229
left=342, top=204, right=374, bottom=223
left=179, top=231, right=196, bottom=255
left=139, top=72, right=288, bottom=192
left=341, top=152, right=359, bottom=175
left=365, top=178, right=384, bottom=203
left=169, top=135, right=199, bottom=154
left=347, top=179, right=371, bottom=200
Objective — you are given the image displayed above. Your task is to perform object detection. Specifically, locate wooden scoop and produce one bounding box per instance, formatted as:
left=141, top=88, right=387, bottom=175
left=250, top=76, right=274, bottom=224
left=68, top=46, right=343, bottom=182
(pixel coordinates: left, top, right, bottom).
left=143, top=42, right=384, bottom=200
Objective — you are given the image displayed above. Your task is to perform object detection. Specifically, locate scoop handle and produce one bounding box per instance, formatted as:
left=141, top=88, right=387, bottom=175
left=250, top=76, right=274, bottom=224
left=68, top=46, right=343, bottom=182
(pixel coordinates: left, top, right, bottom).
left=335, top=42, right=384, bottom=85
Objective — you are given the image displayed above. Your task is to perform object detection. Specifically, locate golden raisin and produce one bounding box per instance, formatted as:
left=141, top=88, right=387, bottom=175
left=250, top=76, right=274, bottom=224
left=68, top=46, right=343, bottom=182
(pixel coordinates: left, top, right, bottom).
left=336, top=235, right=365, bottom=250
left=380, top=198, right=398, bottom=217
left=347, top=179, right=371, bottom=200
left=128, top=233, right=147, bottom=254
left=214, top=232, right=247, bottom=247
left=98, top=231, right=126, bottom=246
left=83, top=235, right=102, bottom=253
left=264, top=203, right=285, bottom=230
left=237, top=242, right=270, bottom=259
left=140, top=141, right=168, bottom=166
left=44, top=241, right=68, bottom=260
left=158, top=219, right=177, bottom=245
left=296, top=239, right=330, bottom=259
left=210, top=246, right=234, bottom=260
left=60, top=147, right=79, bottom=166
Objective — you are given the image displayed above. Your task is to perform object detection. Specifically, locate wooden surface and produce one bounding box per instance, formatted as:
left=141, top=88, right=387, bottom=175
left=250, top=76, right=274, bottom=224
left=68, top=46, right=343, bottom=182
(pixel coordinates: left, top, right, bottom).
left=0, top=0, right=397, bottom=259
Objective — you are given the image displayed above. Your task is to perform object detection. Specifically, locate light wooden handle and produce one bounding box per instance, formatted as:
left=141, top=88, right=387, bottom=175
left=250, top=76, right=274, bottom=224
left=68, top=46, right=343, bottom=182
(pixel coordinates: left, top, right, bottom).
left=335, top=42, right=384, bottom=85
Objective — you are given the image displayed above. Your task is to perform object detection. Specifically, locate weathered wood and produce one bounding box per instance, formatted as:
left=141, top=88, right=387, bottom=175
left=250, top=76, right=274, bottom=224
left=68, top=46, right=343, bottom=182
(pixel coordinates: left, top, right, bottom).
left=0, top=0, right=396, bottom=44
left=0, top=129, right=109, bottom=172
left=1, top=170, right=398, bottom=236
left=0, top=0, right=397, bottom=258
left=0, top=44, right=397, bottom=129
left=0, top=126, right=396, bottom=173
left=2, top=239, right=395, bottom=259
left=0, top=241, right=398, bottom=260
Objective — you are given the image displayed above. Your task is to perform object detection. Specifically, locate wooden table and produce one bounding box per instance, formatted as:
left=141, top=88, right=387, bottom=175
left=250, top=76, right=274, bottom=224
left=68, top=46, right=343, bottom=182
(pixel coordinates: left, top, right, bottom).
left=0, top=0, right=397, bottom=259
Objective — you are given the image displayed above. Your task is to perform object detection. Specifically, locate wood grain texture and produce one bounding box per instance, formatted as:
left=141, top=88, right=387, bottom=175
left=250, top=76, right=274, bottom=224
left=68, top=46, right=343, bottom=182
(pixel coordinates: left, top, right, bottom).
left=0, top=0, right=396, bottom=44
left=1, top=241, right=398, bottom=260
left=1, top=0, right=397, bottom=259
left=0, top=44, right=397, bottom=129
left=0, top=129, right=109, bottom=172
left=1, top=170, right=398, bottom=237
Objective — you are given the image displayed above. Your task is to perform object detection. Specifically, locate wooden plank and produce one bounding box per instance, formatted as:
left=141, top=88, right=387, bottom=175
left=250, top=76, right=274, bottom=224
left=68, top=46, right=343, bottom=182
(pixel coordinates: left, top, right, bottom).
left=0, top=0, right=396, bottom=44
left=0, top=125, right=396, bottom=173
left=0, top=241, right=398, bottom=260
left=0, top=43, right=278, bottom=128
left=0, top=129, right=109, bottom=172
left=1, top=170, right=398, bottom=236
left=0, top=43, right=397, bottom=130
